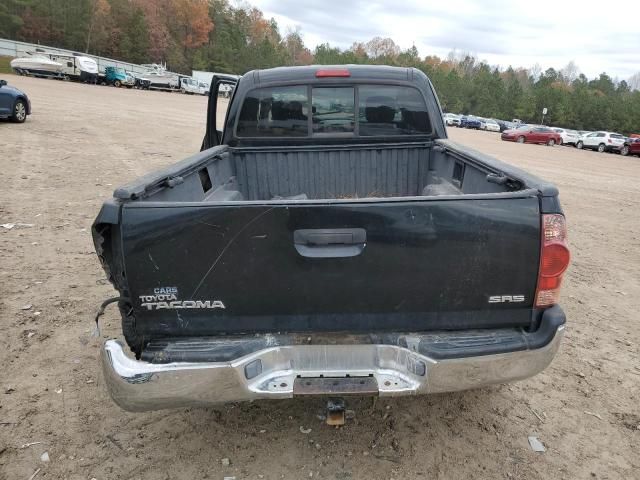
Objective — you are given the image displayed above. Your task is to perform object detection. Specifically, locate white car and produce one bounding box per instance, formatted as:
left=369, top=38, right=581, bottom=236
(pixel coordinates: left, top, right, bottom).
left=180, top=77, right=201, bottom=95
left=576, top=131, right=626, bottom=153
left=443, top=113, right=461, bottom=127
left=198, top=82, right=209, bottom=96
left=553, top=128, right=580, bottom=146
left=484, top=120, right=501, bottom=132
left=219, top=83, right=234, bottom=98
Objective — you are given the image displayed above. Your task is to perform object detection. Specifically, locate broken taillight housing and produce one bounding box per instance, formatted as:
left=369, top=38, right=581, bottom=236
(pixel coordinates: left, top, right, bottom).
left=535, top=214, right=570, bottom=307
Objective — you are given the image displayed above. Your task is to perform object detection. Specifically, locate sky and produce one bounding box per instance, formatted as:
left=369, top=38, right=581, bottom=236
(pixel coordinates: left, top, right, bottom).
left=247, top=0, right=640, bottom=80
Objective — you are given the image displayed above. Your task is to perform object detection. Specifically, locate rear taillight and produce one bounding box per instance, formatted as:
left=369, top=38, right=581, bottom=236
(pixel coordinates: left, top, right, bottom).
left=535, top=214, right=570, bottom=308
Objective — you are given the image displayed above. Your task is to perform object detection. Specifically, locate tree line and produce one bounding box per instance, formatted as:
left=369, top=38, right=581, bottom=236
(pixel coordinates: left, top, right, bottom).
left=1, top=0, right=639, bottom=133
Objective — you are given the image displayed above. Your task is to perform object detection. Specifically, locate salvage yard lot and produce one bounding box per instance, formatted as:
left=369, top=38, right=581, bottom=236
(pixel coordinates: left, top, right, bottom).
left=1, top=75, right=638, bottom=480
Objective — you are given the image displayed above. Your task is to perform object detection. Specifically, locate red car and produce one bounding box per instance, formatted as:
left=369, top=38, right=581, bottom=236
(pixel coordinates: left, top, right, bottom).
left=501, top=126, right=563, bottom=146
left=621, top=138, right=640, bottom=157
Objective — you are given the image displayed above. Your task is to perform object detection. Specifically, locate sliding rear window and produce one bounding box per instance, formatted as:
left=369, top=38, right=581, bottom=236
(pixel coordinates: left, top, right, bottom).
left=236, top=84, right=430, bottom=138
left=312, top=87, right=355, bottom=134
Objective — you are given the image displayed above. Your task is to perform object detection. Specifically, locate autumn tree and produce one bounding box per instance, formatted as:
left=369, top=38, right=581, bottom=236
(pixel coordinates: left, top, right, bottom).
left=284, top=28, right=313, bottom=65
left=364, top=36, right=399, bottom=60
left=3, top=0, right=639, bottom=132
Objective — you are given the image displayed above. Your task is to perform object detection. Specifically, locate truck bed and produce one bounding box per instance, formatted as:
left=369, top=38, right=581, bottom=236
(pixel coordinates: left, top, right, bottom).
left=115, top=139, right=536, bottom=204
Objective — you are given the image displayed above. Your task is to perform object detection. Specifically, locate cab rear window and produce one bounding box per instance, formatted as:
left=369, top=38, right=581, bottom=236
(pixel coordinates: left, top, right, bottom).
left=236, top=84, right=431, bottom=138
left=358, top=85, right=430, bottom=136
left=312, top=87, right=355, bottom=134
left=236, top=86, right=309, bottom=137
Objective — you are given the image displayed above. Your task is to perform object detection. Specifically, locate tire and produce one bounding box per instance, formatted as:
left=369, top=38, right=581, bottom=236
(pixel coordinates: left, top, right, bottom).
left=120, top=302, right=144, bottom=358
left=517, top=136, right=526, bottom=144
left=11, top=99, right=27, bottom=123
left=597, top=143, right=606, bottom=153
left=181, top=88, right=186, bottom=94
left=620, top=145, right=629, bottom=156
left=114, top=80, right=121, bottom=88
left=547, top=138, right=555, bottom=146
left=576, top=141, right=583, bottom=149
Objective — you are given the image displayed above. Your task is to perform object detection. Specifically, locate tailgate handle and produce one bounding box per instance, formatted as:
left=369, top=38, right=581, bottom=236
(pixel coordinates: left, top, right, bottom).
left=293, top=228, right=366, bottom=258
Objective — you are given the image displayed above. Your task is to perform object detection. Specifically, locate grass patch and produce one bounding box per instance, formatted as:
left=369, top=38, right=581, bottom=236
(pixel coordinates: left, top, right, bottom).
left=0, top=56, right=14, bottom=74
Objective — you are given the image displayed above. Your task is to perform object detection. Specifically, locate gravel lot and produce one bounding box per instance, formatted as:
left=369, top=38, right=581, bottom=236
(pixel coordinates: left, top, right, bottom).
left=1, top=75, right=638, bottom=480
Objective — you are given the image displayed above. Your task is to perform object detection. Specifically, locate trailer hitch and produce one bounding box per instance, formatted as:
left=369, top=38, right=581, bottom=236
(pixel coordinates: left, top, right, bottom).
left=326, top=397, right=346, bottom=426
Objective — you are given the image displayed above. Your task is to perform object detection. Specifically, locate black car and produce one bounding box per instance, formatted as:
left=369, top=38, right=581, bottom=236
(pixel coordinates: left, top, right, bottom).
left=0, top=79, right=31, bottom=123
left=495, top=119, right=514, bottom=132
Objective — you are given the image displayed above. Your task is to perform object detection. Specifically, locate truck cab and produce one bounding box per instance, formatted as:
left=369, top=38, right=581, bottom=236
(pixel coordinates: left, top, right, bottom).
left=104, top=66, right=135, bottom=88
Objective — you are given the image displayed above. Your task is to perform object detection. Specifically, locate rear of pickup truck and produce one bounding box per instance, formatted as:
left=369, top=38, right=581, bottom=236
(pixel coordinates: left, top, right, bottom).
left=93, top=65, right=569, bottom=412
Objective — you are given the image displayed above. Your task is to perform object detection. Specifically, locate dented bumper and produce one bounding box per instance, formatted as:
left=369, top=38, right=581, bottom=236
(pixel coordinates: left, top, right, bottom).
left=101, top=309, right=565, bottom=412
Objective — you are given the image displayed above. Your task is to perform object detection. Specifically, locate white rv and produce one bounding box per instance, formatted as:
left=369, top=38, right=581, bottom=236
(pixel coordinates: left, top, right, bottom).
left=48, top=53, right=99, bottom=82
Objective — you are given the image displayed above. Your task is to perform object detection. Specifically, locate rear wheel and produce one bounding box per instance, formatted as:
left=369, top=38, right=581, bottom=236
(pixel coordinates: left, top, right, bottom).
left=121, top=303, right=144, bottom=358
left=517, top=136, right=525, bottom=144
left=114, top=79, right=121, bottom=88
left=576, top=141, right=583, bottom=149
left=597, top=143, right=606, bottom=153
left=547, top=138, right=555, bottom=146
left=11, top=99, right=27, bottom=123
left=621, top=145, right=629, bottom=156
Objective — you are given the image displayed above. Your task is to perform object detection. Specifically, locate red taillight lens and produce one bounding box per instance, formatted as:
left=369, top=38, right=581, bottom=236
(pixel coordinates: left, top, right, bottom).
left=315, top=69, right=350, bottom=78
left=535, top=214, right=570, bottom=308
left=540, top=243, right=571, bottom=277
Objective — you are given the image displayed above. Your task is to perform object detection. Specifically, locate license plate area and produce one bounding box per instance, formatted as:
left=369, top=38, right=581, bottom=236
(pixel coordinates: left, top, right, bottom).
left=293, top=376, right=379, bottom=396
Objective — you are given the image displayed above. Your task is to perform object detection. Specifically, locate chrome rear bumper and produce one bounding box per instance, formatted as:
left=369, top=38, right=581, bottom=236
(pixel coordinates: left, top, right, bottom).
left=102, top=325, right=564, bottom=412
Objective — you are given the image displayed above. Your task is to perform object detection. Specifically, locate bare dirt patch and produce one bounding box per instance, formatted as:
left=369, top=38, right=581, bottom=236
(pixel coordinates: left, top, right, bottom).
left=1, top=75, right=638, bottom=479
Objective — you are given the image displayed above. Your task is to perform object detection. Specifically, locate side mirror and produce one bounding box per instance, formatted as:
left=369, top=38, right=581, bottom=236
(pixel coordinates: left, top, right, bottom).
left=0, top=80, right=7, bottom=87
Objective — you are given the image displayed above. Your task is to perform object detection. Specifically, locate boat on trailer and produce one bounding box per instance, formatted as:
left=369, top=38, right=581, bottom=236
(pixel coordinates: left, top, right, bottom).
left=137, top=64, right=179, bottom=90
left=10, top=53, right=64, bottom=77
left=11, top=51, right=98, bottom=82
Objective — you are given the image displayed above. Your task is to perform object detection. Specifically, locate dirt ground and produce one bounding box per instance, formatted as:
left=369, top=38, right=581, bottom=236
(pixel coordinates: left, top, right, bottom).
left=1, top=75, right=638, bottom=480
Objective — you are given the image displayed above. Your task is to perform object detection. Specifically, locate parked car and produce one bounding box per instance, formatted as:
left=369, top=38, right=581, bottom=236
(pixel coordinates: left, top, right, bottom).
left=575, top=131, right=626, bottom=153
left=198, top=82, right=209, bottom=96
left=460, top=115, right=482, bottom=129
left=93, top=65, right=569, bottom=413
left=621, top=137, right=640, bottom=157
left=484, top=119, right=501, bottom=132
left=494, top=119, right=515, bottom=132
left=443, top=113, right=461, bottom=126
left=180, top=77, right=201, bottom=95
left=553, top=128, right=580, bottom=146
left=0, top=79, right=31, bottom=123
left=501, top=125, right=562, bottom=146
left=219, top=82, right=233, bottom=98
left=104, top=66, right=135, bottom=88
left=132, top=74, right=151, bottom=90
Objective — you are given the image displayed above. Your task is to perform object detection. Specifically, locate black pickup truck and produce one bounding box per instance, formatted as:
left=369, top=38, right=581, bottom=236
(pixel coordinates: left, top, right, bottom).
left=93, top=65, right=570, bottom=412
